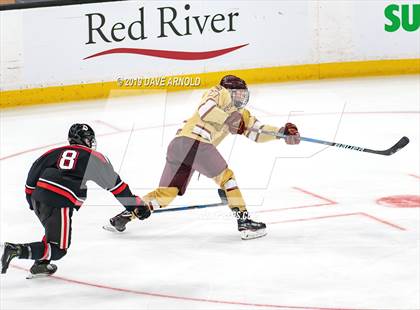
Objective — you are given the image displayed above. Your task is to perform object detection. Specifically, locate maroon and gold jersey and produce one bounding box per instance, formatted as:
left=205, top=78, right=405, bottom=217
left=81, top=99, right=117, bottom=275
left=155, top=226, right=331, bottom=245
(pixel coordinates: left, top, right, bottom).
left=176, top=86, right=281, bottom=145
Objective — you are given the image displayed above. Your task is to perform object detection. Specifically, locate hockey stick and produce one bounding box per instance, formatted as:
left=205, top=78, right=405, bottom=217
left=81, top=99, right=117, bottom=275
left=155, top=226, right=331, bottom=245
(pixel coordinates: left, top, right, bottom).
left=248, top=128, right=409, bottom=156
left=102, top=190, right=228, bottom=233
left=153, top=189, right=228, bottom=214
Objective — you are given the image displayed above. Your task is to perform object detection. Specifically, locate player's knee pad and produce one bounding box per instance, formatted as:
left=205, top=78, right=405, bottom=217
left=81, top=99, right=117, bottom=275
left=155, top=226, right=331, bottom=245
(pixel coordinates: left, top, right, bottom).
left=213, top=168, right=237, bottom=191
left=49, top=243, right=67, bottom=260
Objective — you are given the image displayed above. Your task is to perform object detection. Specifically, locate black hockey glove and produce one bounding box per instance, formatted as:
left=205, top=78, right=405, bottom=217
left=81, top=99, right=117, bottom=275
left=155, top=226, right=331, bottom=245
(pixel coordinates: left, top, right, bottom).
left=133, top=198, right=151, bottom=220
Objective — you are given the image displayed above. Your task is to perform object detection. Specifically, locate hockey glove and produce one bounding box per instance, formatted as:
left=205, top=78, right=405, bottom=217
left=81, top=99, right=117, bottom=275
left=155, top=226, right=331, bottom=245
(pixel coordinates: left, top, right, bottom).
left=281, top=122, right=300, bottom=145
left=225, top=111, right=246, bottom=135
left=133, top=198, right=152, bottom=220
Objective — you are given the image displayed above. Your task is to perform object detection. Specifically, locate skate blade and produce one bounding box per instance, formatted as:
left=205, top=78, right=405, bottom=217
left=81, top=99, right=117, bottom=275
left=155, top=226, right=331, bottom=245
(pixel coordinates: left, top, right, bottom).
left=26, top=272, right=54, bottom=279
left=240, top=229, right=267, bottom=240
left=102, top=224, right=124, bottom=233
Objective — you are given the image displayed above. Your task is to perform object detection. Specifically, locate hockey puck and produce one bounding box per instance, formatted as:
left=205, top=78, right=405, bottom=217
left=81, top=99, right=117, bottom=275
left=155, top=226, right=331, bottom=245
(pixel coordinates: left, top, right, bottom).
left=376, top=195, right=420, bottom=208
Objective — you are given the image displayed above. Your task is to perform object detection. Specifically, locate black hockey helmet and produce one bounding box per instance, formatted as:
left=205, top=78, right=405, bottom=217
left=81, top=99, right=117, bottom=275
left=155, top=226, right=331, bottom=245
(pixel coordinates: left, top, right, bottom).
left=68, top=123, right=97, bottom=150
left=220, top=75, right=249, bottom=108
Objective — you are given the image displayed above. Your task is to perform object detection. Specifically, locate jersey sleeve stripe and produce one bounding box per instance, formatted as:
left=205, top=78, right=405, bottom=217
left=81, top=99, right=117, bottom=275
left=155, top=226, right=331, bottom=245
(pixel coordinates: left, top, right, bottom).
left=25, top=188, right=34, bottom=195
left=109, top=180, right=124, bottom=192
left=246, top=120, right=262, bottom=142
left=255, top=124, right=265, bottom=142
left=111, top=182, right=128, bottom=195
left=25, top=184, right=35, bottom=194
left=198, top=100, right=216, bottom=118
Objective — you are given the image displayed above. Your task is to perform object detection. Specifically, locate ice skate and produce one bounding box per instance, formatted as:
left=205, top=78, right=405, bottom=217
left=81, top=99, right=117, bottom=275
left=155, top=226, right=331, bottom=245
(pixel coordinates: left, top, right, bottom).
left=26, top=260, right=57, bottom=279
left=103, top=210, right=133, bottom=232
left=233, top=209, right=267, bottom=240
left=1, top=242, right=22, bottom=274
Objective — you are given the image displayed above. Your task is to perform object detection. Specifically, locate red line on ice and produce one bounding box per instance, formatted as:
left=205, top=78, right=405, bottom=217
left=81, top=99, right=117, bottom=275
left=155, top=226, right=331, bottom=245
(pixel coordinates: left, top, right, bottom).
left=256, top=202, right=333, bottom=213
left=291, top=186, right=337, bottom=205
left=408, top=173, right=420, bottom=179
left=255, top=187, right=337, bottom=214
left=267, top=213, right=358, bottom=225
left=1, top=110, right=415, bottom=162
left=0, top=142, right=66, bottom=161
left=0, top=123, right=180, bottom=161
left=359, top=212, right=406, bottom=231
left=267, top=212, right=406, bottom=231
left=1, top=112, right=408, bottom=309
left=9, top=264, right=392, bottom=310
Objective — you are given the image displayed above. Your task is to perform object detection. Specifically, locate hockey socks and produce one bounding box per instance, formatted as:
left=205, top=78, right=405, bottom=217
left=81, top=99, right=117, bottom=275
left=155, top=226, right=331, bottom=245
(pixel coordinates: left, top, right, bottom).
left=17, top=241, right=65, bottom=261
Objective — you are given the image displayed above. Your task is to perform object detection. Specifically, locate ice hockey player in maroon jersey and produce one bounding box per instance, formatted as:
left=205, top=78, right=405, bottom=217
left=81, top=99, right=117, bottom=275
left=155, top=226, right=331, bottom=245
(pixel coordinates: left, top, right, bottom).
left=1, top=123, right=151, bottom=278
left=107, top=75, right=300, bottom=240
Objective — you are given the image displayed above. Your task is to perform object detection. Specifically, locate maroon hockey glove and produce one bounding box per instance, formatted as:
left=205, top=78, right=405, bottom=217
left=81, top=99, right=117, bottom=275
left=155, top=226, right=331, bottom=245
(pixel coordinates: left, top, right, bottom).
left=133, top=197, right=151, bottom=220
left=225, top=111, right=246, bottom=135
left=281, top=122, right=300, bottom=145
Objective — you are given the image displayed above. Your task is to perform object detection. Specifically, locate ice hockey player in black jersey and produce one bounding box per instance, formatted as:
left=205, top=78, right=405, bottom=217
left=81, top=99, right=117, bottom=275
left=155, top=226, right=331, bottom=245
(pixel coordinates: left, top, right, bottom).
left=1, top=123, right=151, bottom=278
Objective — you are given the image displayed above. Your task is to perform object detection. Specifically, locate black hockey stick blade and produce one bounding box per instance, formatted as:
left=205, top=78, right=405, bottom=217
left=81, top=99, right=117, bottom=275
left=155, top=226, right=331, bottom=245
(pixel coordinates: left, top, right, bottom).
left=364, top=136, right=409, bottom=156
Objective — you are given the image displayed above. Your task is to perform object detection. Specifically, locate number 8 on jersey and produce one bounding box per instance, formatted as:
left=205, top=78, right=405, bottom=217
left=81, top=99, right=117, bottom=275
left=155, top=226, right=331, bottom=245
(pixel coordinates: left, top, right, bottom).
left=58, top=150, right=78, bottom=170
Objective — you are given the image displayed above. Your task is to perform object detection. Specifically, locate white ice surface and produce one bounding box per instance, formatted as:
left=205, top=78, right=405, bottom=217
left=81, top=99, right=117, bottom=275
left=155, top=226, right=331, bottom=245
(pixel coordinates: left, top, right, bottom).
left=0, top=76, right=419, bottom=310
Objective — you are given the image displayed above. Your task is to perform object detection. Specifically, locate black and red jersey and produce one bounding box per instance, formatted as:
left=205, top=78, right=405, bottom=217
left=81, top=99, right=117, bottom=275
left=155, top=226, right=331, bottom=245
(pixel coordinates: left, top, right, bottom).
left=25, top=144, right=141, bottom=211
